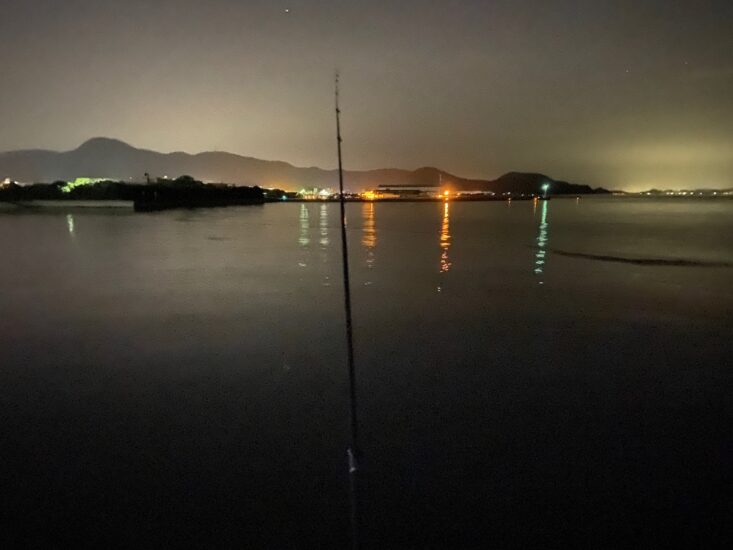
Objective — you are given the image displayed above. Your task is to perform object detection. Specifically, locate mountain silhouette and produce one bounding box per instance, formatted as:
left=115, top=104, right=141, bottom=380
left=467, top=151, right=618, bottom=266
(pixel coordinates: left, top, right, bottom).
left=0, top=138, right=605, bottom=194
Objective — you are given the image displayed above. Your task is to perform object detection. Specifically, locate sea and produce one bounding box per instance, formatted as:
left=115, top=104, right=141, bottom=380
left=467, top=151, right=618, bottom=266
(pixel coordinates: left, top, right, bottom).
left=1, top=197, right=731, bottom=548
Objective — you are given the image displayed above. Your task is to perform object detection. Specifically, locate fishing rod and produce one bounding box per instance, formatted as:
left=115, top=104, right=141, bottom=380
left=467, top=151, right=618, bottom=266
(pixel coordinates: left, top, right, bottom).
left=335, top=71, right=362, bottom=550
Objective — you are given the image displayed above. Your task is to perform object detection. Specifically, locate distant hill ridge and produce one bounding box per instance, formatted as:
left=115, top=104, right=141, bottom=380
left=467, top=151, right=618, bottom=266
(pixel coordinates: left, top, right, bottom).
left=0, top=137, right=606, bottom=194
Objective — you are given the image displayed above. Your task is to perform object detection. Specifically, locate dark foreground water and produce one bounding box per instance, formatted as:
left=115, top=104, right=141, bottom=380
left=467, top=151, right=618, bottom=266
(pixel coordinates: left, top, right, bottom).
left=1, top=198, right=731, bottom=549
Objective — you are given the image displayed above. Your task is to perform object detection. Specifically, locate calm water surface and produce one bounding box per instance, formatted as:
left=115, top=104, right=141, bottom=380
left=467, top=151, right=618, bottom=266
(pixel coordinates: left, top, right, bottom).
left=1, top=198, right=731, bottom=548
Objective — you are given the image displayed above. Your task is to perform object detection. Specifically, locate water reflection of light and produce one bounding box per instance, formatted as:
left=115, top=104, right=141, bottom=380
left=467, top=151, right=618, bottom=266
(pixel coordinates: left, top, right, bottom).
left=299, top=204, right=310, bottom=247
left=362, top=202, right=376, bottom=269
left=66, top=214, right=75, bottom=235
left=319, top=203, right=329, bottom=247
left=533, top=200, right=550, bottom=280
left=440, top=201, right=452, bottom=273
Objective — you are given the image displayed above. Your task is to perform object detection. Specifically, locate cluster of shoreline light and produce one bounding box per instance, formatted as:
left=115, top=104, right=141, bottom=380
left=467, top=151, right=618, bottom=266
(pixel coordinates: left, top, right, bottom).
left=296, top=187, right=335, bottom=200
left=296, top=187, right=504, bottom=201
left=60, top=177, right=109, bottom=193
left=291, top=187, right=557, bottom=201
left=636, top=190, right=732, bottom=196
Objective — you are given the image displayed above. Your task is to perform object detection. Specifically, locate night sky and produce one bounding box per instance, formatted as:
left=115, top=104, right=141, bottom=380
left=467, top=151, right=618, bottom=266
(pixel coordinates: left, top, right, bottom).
left=1, top=0, right=731, bottom=190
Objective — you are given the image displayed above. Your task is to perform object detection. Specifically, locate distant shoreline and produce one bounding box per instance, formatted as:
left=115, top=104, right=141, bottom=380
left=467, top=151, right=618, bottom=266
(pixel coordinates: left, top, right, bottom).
left=1, top=194, right=731, bottom=213
left=0, top=200, right=134, bottom=209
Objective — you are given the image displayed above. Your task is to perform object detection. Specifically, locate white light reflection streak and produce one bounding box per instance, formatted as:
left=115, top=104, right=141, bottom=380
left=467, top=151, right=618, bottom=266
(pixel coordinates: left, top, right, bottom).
left=319, top=203, right=329, bottom=247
